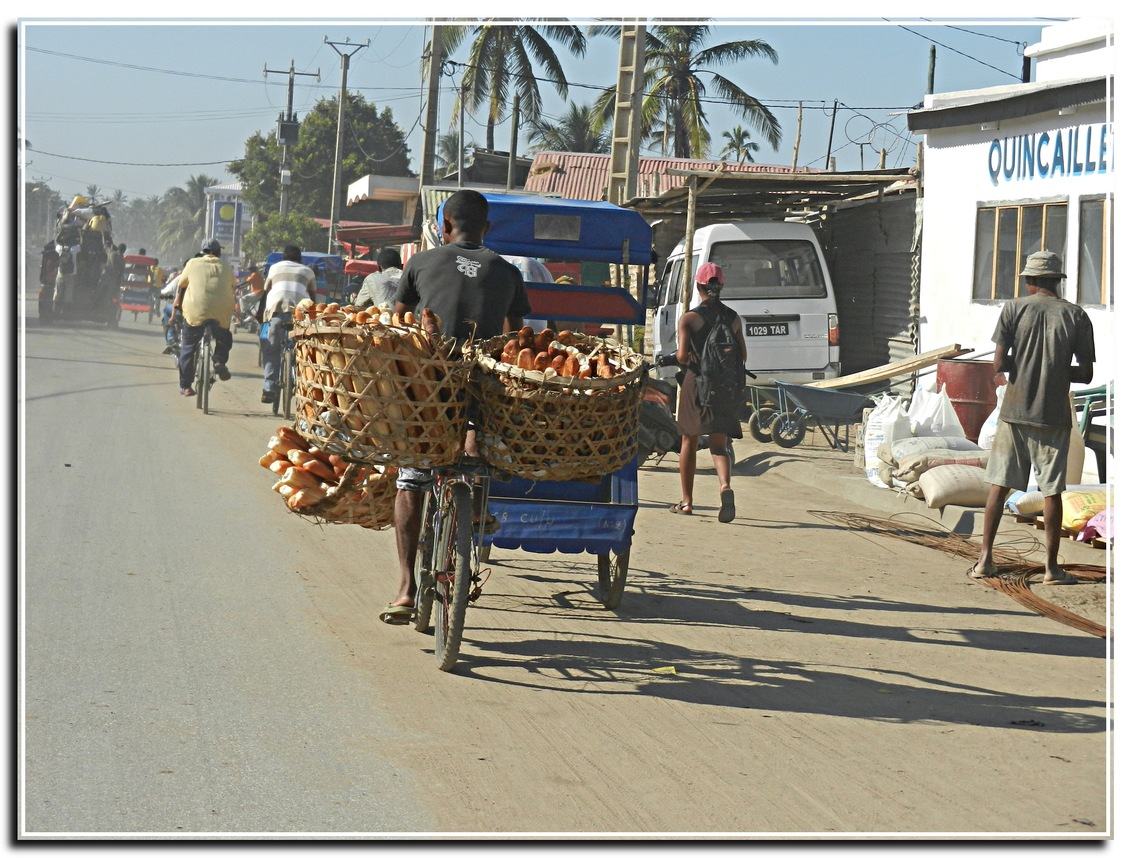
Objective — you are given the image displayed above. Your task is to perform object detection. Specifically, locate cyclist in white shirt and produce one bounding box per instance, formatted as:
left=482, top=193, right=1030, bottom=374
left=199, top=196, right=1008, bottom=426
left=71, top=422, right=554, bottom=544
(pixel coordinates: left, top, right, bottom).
left=259, top=244, right=316, bottom=405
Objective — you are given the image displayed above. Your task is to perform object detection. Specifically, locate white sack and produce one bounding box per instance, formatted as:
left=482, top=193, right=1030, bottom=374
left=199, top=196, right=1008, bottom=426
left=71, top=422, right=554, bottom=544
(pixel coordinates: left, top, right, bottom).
left=918, top=464, right=992, bottom=509
left=864, top=396, right=911, bottom=488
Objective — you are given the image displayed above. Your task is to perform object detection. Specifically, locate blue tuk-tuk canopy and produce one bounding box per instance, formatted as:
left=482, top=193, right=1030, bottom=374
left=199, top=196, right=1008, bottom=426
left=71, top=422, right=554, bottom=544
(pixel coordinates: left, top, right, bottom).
left=439, top=193, right=654, bottom=266
left=263, top=251, right=344, bottom=273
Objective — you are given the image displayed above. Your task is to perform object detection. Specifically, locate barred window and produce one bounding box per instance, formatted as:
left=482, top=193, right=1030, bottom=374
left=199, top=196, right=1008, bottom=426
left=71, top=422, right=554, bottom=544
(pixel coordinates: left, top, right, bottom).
left=973, top=201, right=1067, bottom=301
left=1077, top=196, right=1111, bottom=306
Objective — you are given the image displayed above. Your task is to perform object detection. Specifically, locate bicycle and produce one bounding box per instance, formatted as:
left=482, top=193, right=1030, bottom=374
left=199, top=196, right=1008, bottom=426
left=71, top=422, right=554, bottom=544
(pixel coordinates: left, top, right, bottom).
left=194, top=324, right=216, bottom=414
left=411, top=457, right=497, bottom=672
left=272, top=322, right=295, bottom=419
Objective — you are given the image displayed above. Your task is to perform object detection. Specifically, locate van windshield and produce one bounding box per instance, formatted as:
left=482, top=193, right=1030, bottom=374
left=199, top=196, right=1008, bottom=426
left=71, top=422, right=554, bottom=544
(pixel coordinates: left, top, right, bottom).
left=712, top=240, right=827, bottom=299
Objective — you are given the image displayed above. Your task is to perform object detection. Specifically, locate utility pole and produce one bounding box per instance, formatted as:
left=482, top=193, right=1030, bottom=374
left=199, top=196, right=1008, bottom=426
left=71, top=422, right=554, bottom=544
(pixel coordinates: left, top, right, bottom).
left=264, top=61, right=320, bottom=217
left=506, top=93, right=520, bottom=191
left=324, top=37, right=369, bottom=254
left=457, top=82, right=466, bottom=188
left=824, top=100, right=839, bottom=172
left=419, top=25, right=445, bottom=194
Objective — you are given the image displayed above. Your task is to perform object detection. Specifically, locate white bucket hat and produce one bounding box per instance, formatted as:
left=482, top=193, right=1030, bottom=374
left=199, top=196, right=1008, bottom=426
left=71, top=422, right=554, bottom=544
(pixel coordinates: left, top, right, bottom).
left=1020, top=250, right=1066, bottom=279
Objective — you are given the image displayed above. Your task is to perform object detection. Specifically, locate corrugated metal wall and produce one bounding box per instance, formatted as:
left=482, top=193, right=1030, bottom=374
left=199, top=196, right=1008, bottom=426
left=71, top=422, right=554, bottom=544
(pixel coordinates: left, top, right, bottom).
left=824, top=194, right=919, bottom=393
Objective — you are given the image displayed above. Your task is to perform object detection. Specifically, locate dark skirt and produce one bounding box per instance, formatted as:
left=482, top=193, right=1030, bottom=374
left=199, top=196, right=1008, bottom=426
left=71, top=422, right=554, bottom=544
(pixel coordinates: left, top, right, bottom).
left=674, top=370, right=743, bottom=439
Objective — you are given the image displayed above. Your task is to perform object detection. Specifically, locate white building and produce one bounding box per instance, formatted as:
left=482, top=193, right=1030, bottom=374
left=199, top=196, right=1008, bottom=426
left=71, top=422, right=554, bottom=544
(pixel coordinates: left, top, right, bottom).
left=907, top=17, right=1114, bottom=387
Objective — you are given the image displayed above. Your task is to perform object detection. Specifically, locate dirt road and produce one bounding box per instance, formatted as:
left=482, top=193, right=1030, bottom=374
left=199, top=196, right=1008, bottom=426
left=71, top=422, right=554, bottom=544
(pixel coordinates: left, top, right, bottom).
left=21, top=305, right=1110, bottom=837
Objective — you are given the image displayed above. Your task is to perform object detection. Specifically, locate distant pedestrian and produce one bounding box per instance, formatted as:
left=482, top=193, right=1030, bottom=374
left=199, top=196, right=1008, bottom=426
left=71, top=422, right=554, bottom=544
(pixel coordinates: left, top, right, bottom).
left=971, top=251, right=1095, bottom=585
left=670, top=262, right=747, bottom=522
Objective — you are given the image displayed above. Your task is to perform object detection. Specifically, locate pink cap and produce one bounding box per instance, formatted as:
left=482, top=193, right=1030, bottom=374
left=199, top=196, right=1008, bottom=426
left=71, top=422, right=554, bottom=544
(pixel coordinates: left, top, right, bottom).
left=695, top=262, right=725, bottom=287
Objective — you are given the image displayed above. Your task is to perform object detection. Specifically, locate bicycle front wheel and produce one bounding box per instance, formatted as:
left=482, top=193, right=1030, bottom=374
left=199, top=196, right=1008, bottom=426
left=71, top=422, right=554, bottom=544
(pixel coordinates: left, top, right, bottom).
left=412, top=492, right=438, bottom=635
left=433, top=481, right=473, bottom=671
left=200, top=337, right=213, bottom=414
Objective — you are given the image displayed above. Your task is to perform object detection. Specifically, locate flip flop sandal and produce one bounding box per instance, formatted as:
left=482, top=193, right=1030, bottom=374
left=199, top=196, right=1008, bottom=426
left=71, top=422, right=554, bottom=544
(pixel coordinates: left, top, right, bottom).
left=1041, top=573, right=1078, bottom=586
left=718, top=489, right=736, bottom=523
left=379, top=604, right=414, bottom=625
left=968, top=563, right=998, bottom=579
left=670, top=501, right=693, bottom=515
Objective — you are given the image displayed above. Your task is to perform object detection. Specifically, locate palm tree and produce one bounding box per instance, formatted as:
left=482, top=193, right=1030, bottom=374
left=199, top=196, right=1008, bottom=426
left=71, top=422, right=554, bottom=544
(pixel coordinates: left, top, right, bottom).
left=84, top=184, right=102, bottom=202
left=526, top=100, right=610, bottom=154
left=437, top=129, right=475, bottom=175
left=720, top=125, right=759, bottom=163
left=438, top=22, right=587, bottom=151
left=592, top=24, right=782, bottom=159
left=157, top=174, right=217, bottom=262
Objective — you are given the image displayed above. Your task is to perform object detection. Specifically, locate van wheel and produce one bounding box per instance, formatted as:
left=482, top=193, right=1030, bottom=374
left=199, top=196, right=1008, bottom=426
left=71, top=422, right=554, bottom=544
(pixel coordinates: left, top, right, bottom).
left=750, top=406, right=776, bottom=443
left=770, top=412, right=809, bottom=448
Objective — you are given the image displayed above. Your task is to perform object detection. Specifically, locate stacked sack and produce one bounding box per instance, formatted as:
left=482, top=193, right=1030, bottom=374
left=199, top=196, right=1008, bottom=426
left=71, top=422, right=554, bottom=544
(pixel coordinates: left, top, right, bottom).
left=1006, top=485, right=1113, bottom=543
left=864, top=384, right=994, bottom=508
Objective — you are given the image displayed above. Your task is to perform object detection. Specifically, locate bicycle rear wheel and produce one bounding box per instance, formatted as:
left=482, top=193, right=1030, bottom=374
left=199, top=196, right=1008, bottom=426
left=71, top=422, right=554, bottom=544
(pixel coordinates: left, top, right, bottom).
left=412, top=493, right=438, bottom=634
left=282, top=347, right=295, bottom=421
left=433, top=481, right=473, bottom=671
left=200, top=337, right=213, bottom=414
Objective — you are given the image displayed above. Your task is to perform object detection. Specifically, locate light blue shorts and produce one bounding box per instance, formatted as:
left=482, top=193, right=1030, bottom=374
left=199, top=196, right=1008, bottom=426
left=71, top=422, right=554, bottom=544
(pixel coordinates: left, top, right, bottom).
left=395, top=466, right=433, bottom=492
left=985, top=422, right=1071, bottom=496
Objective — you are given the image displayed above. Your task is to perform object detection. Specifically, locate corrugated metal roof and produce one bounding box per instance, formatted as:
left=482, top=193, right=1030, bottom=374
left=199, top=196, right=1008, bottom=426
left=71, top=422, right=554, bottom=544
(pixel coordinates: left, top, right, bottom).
left=522, top=152, right=813, bottom=201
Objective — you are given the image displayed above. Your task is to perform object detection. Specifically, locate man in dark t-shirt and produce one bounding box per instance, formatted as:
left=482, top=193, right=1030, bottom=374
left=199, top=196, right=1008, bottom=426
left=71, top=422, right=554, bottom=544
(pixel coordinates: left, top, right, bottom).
left=379, top=189, right=531, bottom=625
left=971, top=251, right=1095, bottom=585
left=395, top=223, right=529, bottom=341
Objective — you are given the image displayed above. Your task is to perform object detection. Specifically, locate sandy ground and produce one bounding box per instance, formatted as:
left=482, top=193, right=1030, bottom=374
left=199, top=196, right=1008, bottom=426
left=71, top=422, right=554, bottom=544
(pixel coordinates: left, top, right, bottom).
left=292, top=433, right=1111, bottom=837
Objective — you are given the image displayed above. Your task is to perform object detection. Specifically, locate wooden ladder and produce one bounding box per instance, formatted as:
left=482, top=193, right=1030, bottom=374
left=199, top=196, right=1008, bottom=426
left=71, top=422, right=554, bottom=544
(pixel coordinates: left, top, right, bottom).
left=606, top=24, right=647, bottom=207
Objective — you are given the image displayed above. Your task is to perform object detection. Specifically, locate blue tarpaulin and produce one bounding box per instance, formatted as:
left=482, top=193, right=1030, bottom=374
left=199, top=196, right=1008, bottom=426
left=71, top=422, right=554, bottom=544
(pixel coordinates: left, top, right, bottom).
left=438, top=192, right=654, bottom=265
left=264, top=251, right=344, bottom=273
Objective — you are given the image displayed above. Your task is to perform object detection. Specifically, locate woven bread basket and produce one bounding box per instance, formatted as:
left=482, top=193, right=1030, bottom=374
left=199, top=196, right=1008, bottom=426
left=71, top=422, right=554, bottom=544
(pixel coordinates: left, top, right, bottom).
left=469, top=333, right=647, bottom=481
left=283, top=462, right=397, bottom=531
left=290, top=319, right=469, bottom=468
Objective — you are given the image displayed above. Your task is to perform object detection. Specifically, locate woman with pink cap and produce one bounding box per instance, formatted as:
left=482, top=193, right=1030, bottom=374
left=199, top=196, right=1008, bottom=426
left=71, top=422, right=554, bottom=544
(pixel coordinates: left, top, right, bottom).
left=670, top=262, right=747, bottom=522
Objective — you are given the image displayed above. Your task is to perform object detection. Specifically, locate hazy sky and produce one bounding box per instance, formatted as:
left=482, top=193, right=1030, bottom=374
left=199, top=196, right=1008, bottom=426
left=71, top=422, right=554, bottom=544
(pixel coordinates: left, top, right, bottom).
left=16, top=7, right=1070, bottom=204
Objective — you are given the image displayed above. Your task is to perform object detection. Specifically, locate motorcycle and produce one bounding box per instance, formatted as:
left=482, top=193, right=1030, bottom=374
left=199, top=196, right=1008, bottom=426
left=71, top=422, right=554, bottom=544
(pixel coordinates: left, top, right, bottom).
left=637, top=373, right=741, bottom=466
left=231, top=286, right=261, bottom=335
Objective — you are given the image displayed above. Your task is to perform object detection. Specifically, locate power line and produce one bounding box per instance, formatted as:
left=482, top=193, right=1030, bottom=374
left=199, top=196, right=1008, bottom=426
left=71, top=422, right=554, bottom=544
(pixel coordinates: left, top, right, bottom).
left=883, top=21, right=1020, bottom=79
left=27, top=149, right=240, bottom=168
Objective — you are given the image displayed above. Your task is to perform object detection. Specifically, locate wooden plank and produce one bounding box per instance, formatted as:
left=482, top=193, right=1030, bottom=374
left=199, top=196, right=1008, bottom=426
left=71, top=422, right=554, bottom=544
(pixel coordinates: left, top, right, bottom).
left=809, top=344, right=974, bottom=390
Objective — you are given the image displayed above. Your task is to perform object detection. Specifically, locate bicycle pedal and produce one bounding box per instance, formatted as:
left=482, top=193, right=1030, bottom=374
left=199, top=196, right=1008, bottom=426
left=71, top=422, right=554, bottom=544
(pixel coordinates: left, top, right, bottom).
left=468, top=568, right=491, bottom=603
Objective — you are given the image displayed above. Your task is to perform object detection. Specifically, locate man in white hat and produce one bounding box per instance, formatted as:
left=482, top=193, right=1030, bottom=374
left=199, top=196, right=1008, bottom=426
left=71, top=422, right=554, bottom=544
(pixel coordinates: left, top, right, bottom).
left=971, top=250, right=1095, bottom=585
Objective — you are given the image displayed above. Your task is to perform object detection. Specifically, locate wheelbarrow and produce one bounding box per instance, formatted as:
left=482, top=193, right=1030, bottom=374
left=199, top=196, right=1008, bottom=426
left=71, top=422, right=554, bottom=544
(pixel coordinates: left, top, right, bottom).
left=768, top=380, right=878, bottom=451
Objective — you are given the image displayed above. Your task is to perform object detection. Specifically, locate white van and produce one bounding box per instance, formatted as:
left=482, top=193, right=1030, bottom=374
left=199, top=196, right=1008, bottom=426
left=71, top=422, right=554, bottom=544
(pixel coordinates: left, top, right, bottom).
left=652, top=221, right=840, bottom=386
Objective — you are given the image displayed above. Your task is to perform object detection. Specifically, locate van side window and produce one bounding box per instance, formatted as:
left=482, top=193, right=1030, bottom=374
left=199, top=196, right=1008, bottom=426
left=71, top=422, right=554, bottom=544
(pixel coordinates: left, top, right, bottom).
left=662, top=254, right=700, bottom=305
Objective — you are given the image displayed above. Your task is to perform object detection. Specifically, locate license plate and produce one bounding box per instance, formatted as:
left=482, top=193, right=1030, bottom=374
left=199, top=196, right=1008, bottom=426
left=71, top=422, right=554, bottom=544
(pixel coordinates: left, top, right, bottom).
left=746, top=322, right=789, bottom=337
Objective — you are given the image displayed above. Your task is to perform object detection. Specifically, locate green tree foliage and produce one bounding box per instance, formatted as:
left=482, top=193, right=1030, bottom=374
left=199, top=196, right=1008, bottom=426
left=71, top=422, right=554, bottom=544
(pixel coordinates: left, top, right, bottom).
left=25, top=181, right=63, bottom=248
left=526, top=100, right=609, bottom=154
left=229, top=94, right=411, bottom=222
left=439, top=22, right=587, bottom=151
left=592, top=24, right=781, bottom=159
left=241, top=211, right=325, bottom=263
left=437, top=130, right=475, bottom=176
left=157, top=174, right=218, bottom=265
